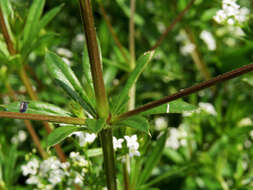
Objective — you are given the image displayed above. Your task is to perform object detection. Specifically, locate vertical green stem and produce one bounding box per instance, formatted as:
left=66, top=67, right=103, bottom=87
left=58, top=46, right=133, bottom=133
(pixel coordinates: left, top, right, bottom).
left=79, top=0, right=117, bottom=189
left=100, top=129, right=117, bottom=190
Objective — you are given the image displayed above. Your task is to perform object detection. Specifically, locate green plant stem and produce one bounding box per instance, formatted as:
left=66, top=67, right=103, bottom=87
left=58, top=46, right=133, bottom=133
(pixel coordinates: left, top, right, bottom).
left=99, top=129, right=117, bottom=190
left=150, top=0, right=196, bottom=50
left=0, top=111, right=86, bottom=125
left=79, top=0, right=109, bottom=118
left=79, top=1, right=116, bottom=189
left=112, top=63, right=253, bottom=122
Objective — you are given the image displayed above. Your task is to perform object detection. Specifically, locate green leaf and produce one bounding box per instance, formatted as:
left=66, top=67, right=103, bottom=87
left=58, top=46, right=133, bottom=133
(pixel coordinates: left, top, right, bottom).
left=103, top=58, right=130, bottom=72
left=47, top=126, right=86, bottom=148
left=114, top=116, right=150, bottom=135
left=2, top=101, right=72, bottom=116
left=87, top=148, right=103, bottom=157
left=140, top=100, right=196, bottom=116
left=0, top=0, right=13, bottom=19
left=38, top=4, right=64, bottom=31
left=86, top=118, right=106, bottom=133
left=45, top=51, right=96, bottom=116
left=137, top=131, right=168, bottom=186
left=23, top=0, right=45, bottom=47
left=111, top=50, right=155, bottom=114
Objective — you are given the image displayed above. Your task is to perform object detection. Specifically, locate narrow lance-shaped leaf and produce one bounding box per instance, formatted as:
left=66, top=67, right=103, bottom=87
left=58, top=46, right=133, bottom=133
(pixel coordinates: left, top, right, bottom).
left=114, top=116, right=150, bottom=135
left=139, top=100, right=196, bottom=116
left=82, top=44, right=95, bottom=99
left=137, top=131, right=168, bottom=186
left=1, top=101, right=72, bottom=116
left=47, top=126, right=86, bottom=148
left=38, top=4, right=64, bottom=31
left=112, top=50, right=155, bottom=114
left=45, top=51, right=96, bottom=117
left=23, top=0, right=45, bottom=47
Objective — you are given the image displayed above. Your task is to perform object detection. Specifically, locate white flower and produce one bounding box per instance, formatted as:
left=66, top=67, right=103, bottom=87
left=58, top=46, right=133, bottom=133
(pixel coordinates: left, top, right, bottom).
left=74, top=173, right=83, bottom=185
left=124, top=135, right=139, bottom=150
left=180, top=43, right=195, bottom=56
left=199, top=102, right=217, bottom=115
left=72, top=132, right=96, bottom=146
left=113, top=137, right=124, bottom=150
left=70, top=152, right=89, bottom=167
left=48, top=169, right=65, bottom=185
left=214, top=10, right=227, bottom=23
left=154, top=117, right=167, bottom=131
left=11, top=130, right=27, bottom=144
left=21, top=158, right=39, bottom=176
left=129, top=148, right=140, bottom=157
left=200, top=30, right=216, bottom=51
left=239, top=118, right=252, bottom=127
left=124, top=135, right=141, bottom=157
left=166, top=126, right=187, bottom=150
left=85, top=133, right=96, bottom=143
left=56, top=48, right=73, bottom=58
left=40, top=157, right=61, bottom=175
left=213, top=0, right=250, bottom=25
left=26, top=175, right=40, bottom=184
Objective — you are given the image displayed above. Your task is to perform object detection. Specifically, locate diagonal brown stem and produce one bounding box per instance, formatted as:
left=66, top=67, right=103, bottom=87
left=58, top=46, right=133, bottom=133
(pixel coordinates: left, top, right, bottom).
left=150, top=0, right=196, bottom=50
left=113, top=63, right=253, bottom=122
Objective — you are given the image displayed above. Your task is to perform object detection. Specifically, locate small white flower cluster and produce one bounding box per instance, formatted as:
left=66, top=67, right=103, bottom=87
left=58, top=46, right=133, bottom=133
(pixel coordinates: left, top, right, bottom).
left=200, top=30, right=216, bottom=51
left=183, top=102, right=217, bottom=117
left=113, top=135, right=140, bottom=157
left=21, top=152, right=89, bottom=189
left=213, top=0, right=250, bottom=25
left=176, top=30, right=195, bottom=56
left=11, top=130, right=27, bottom=144
left=166, top=125, right=187, bottom=150
left=72, top=132, right=96, bottom=147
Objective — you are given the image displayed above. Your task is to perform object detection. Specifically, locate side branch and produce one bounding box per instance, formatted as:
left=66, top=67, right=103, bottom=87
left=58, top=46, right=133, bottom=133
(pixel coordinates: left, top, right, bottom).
left=0, top=111, right=86, bottom=125
left=113, top=63, right=253, bottom=121
left=150, top=0, right=195, bottom=50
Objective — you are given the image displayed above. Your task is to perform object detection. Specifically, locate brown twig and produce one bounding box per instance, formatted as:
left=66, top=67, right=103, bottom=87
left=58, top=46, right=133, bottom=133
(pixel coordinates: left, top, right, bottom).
left=113, top=63, right=253, bottom=122
left=0, top=111, right=86, bottom=125
left=150, top=0, right=196, bottom=50
left=99, top=3, right=129, bottom=64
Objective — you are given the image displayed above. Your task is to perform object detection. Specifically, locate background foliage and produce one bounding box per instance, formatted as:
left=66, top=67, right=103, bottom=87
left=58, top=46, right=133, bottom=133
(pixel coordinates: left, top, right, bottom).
left=0, top=0, right=252, bottom=189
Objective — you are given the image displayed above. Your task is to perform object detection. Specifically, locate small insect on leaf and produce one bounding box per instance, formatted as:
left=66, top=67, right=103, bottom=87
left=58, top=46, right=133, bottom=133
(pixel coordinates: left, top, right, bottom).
left=19, top=101, right=29, bottom=113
